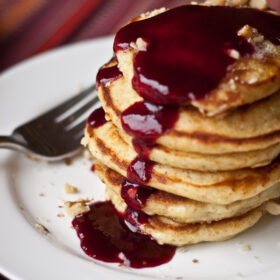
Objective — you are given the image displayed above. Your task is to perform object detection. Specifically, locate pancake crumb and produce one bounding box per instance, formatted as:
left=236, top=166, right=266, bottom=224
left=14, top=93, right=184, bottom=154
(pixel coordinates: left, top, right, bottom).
left=238, top=25, right=253, bottom=38
left=64, top=183, right=78, bottom=194
left=57, top=213, right=65, bottom=218
left=39, top=192, right=45, bottom=197
left=237, top=272, right=244, bottom=278
left=192, top=258, right=199, bottom=263
left=140, top=7, right=166, bottom=20
left=228, top=49, right=240, bottom=59
left=136, top=38, right=148, bottom=51
left=238, top=25, right=265, bottom=47
left=35, top=223, right=49, bottom=234
left=64, top=158, right=72, bottom=166
left=241, top=244, right=251, bottom=251
left=64, top=199, right=91, bottom=217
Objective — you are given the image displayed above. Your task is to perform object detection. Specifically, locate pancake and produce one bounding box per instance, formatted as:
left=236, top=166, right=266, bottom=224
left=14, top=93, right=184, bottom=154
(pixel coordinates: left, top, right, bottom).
left=117, top=123, right=280, bottom=171
left=98, top=68, right=280, bottom=154
left=96, top=161, right=280, bottom=223
left=83, top=121, right=280, bottom=204
left=115, top=5, right=280, bottom=117
left=107, top=184, right=265, bottom=246
left=203, top=0, right=267, bottom=9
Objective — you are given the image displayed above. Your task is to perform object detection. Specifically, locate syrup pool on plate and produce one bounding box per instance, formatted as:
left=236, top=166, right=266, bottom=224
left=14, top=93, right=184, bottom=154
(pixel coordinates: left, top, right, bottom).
left=72, top=201, right=175, bottom=268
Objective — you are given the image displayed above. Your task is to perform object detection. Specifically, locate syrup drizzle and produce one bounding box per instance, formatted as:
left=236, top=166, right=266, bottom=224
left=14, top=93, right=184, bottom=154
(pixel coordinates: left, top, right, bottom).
left=132, top=138, right=158, bottom=159
left=90, top=163, right=95, bottom=172
left=72, top=201, right=175, bottom=268
left=114, top=5, right=280, bottom=105
left=121, top=101, right=179, bottom=143
left=121, top=179, right=157, bottom=210
left=127, top=157, right=155, bottom=185
left=96, top=65, right=122, bottom=86
left=87, top=107, right=106, bottom=129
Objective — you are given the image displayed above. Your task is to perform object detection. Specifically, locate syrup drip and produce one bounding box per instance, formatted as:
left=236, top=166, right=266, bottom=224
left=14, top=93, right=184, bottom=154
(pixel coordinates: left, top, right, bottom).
left=127, top=157, right=155, bottom=185
left=90, top=163, right=95, bottom=172
left=121, top=179, right=157, bottom=210
left=121, top=101, right=178, bottom=143
left=72, top=201, right=175, bottom=268
left=132, top=138, right=158, bottom=159
left=87, top=107, right=106, bottom=129
left=114, top=5, right=280, bottom=105
left=96, top=65, right=122, bottom=86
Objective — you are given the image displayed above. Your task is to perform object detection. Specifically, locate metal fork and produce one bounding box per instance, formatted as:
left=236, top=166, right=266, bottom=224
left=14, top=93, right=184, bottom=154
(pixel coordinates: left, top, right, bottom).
left=0, top=85, right=98, bottom=161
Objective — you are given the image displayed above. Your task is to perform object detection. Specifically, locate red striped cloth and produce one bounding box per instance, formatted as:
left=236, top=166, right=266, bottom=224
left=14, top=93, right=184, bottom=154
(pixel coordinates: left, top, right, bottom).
left=0, top=0, right=193, bottom=72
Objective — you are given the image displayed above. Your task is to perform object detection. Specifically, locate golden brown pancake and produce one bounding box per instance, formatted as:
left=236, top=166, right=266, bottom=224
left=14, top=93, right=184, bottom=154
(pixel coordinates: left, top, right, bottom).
left=82, top=121, right=280, bottom=204
left=115, top=4, right=280, bottom=117
left=118, top=124, right=280, bottom=171
left=98, top=60, right=280, bottom=154
left=95, top=161, right=280, bottom=223
left=107, top=184, right=265, bottom=246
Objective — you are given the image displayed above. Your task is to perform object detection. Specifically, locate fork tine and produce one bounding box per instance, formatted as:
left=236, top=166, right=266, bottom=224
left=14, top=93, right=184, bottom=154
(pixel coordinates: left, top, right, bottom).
left=68, top=119, right=87, bottom=138
left=59, top=96, right=99, bottom=126
left=38, top=84, right=96, bottom=120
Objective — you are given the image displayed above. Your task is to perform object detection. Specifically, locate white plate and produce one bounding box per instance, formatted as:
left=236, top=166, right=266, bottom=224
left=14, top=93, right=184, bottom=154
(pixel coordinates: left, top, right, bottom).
left=1, top=37, right=280, bottom=280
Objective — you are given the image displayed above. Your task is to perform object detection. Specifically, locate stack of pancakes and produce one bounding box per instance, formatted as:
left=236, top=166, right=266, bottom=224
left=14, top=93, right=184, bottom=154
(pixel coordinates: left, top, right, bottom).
left=82, top=2, right=280, bottom=246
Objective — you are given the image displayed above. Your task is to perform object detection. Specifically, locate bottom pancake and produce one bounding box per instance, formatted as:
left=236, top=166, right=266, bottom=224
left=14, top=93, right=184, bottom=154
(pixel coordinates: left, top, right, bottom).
left=106, top=184, right=265, bottom=246
left=95, top=161, right=280, bottom=223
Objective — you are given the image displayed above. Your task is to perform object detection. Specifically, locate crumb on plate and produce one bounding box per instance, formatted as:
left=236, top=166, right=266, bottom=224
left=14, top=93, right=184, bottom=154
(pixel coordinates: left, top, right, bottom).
left=64, top=199, right=92, bottom=217
left=64, top=183, right=78, bottom=194
left=64, top=158, right=72, bottom=166
left=241, top=244, right=251, bottom=252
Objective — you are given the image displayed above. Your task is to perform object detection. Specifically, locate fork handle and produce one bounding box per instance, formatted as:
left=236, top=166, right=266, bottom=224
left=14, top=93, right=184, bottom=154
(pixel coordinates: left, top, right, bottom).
left=0, top=135, right=24, bottom=151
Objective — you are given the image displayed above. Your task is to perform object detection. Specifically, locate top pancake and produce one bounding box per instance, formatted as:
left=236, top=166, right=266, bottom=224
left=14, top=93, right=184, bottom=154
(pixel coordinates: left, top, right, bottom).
left=114, top=5, right=280, bottom=116
left=98, top=60, right=280, bottom=154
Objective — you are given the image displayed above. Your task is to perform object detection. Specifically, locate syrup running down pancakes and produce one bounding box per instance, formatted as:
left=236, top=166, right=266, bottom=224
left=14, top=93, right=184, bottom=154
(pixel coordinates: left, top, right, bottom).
left=76, top=0, right=280, bottom=269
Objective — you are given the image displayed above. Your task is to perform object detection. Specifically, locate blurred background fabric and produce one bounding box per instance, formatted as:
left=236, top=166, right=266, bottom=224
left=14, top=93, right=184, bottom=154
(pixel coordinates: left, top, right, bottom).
left=0, top=0, right=193, bottom=73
